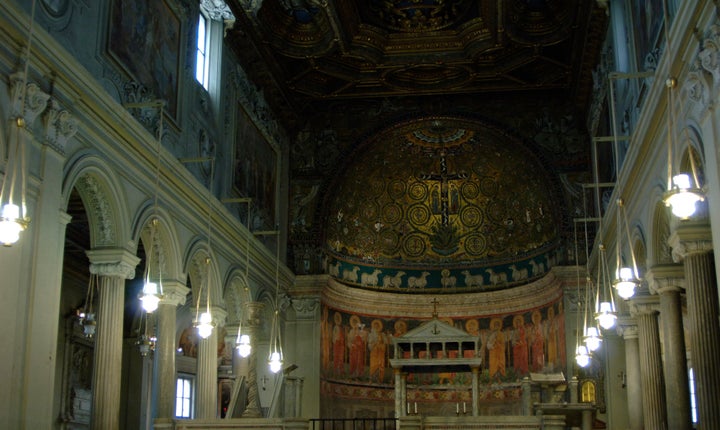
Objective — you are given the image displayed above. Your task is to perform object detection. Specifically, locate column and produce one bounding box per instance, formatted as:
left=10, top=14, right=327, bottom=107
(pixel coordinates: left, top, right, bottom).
left=196, top=307, right=226, bottom=419
left=669, top=225, right=720, bottom=430
left=522, top=377, right=532, bottom=416
left=646, top=265, right=692, bottom=430
left=87, top=249, right=140, bottom=430
left=471, top=366, right=479, bottom=416
left=242, top=302, right=265, bottom=417
left=394, top=368, right=403, bottom=417
left=617, top=319, right=643, bottom=430
left=629, top=297, right=667, bottom=430
left=154, top=281, right=189, bottom=424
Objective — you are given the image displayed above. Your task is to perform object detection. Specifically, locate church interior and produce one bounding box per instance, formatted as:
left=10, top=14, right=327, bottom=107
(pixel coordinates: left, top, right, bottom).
left=1, top=0, right=720, bottom=429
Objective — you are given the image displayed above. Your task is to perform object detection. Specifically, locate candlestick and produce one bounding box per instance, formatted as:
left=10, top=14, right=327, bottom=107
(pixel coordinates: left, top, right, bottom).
left=414, top=402, right=417, bottom=414
left=456, top=403, right=459, bottom=414
left=463, top=402, right=466, bottom=414
left=407, top=402, right=410, bottom=415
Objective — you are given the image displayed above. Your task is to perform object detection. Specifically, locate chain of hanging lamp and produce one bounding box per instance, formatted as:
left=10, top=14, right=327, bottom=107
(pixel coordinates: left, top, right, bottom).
left=235, top=202, right=252, bottom=358
left=195, top=158, right=216, bottom=339
left=0, top=0, right=37, bottom=246
left=268, top=231, right=283, bottom=373
left=661, top=0, right=704, bottom=218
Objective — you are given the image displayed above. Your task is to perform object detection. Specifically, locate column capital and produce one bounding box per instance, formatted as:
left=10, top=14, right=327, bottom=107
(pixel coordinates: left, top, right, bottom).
left=646, top=264, right=685, bottom=295
left=291, top=297, right=320, bottom=320
left=244, top=302, right=266, bottom=328
left=86, top=248, right=140, bottom=279
left=668, top=223, right=713, bottom=262
left=160, top=280, right=190, bottom=306
left=628, top=295, right=660, bottom=316
left=616, top=317, right=639, bottom=339
left=210, top=306, right=227, bottom=327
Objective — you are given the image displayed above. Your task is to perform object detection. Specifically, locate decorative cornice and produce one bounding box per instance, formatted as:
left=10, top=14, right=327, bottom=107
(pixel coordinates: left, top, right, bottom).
left=323, top=271, right=563, bottom=318
left=86, top=248, right=140, bottom=279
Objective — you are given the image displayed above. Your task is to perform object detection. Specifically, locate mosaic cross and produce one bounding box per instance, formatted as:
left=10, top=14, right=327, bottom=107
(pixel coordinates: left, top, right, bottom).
left=420, top=149, right=467, bottom=226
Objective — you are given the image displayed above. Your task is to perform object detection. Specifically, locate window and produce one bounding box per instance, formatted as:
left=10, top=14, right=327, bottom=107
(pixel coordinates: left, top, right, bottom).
left=195, top=13, right=210, bottom=89
left=689, top=368, right=698, bottom=424
left=176, top=375, right=194, bottom=418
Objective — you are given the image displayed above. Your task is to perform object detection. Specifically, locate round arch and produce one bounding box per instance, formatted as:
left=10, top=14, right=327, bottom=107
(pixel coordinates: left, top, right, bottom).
left=62, top=152, right=131, bottom=248
left=131, top=204, right=185, bottom=282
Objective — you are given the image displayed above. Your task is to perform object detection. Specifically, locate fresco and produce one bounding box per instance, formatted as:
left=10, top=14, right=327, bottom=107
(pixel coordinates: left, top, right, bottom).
left=320, top=300, right=566, bottom=402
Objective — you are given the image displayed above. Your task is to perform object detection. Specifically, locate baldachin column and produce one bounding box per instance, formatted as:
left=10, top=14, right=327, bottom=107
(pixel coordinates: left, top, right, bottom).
left=669, top=224, right=720, bottom=430
left=629, top=297, right=667, bottom=430
left=646, top=264, right=692, bottom=430
left=87, top=249, right=140, bottom=430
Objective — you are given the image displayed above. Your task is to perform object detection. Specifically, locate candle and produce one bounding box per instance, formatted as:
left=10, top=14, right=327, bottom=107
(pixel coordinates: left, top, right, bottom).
left=407, top=402, right=410, bottom=415
left=463, top=402, right=466, bottom=413
left=414, top=402, right=417, bottom=414
left=456, top=403, right=459, bottom=413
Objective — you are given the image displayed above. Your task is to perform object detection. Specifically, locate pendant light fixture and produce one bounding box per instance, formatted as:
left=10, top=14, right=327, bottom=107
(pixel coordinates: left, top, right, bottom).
left=78, top=273, right=99, bottom=338
left=0, top=0, right=38, bottom=246
left=236, top=200, right=253, bottom=358
left=194, top=158, right=216, bottom=339
left=268, top=232, right=283, bottom=373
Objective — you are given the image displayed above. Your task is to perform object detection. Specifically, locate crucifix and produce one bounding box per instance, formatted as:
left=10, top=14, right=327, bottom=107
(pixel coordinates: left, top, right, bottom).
left=420, top=148, right=467, bottom=226
left=431, top=298, right=440, bottom=318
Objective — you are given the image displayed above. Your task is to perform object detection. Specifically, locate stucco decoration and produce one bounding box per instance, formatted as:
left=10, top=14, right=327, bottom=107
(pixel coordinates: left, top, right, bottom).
left=324, top=117, right=560, bottom=292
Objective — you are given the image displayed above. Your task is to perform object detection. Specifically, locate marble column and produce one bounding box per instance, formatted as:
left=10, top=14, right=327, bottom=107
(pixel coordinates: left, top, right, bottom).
left=669, top=225, right=720, bottom=430
left=617, top=318, right=643, bottom=430
left=87, top=249, right=140, bottom=430
left=629, top=297, right=667, bottom=430
left=224, top=324, right=243, bottom=377
left=521, top=377, right=532, bottom=416
left=646, top=264, right=692, bottom=430
left=394, top=368, right=403, bottom=417
left=195, top=307, right=226, bottom=420
left=154, top=281, right=189, bottom=423
left=242, top=302, right=265, bottom=417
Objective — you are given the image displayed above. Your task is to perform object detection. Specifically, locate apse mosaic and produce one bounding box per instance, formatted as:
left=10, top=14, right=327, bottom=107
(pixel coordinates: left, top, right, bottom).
left=323, top=118, right=560, bottom=291
left=320, top=301, right=566, bottom=402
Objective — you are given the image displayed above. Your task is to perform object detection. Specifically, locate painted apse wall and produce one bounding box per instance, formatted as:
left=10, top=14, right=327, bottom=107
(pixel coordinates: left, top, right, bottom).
left=319, top=299, right=566, bottom=417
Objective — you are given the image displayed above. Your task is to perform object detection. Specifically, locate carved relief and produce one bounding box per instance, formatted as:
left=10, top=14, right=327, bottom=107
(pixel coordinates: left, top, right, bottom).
left=76, top=175, right=115, bottom=245
left=10, top=72, right=50, bottom=126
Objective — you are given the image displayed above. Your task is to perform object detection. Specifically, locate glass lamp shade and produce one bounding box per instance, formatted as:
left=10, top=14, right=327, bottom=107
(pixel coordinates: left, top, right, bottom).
left=584, top=327, right=602, bottom=352
left=575, top=345, right=590, bottom=368
left=613, top=267, right=639, bottom=299
left=196, top=312, right=214, bottom=339
left=82, top=313, right=97, bottom=338
left=137, top=334, right=153, bottom=356
left=269, top=351, right=283, bottom=373
left=140, top=282, right=160, bottom=313
left=0, top=203, right=24, bottom=246
left=595, top=302, right=617, bottom=330
left=236, top=334, right=251, bottom=358
left=665, top=174, right=704, bottom=219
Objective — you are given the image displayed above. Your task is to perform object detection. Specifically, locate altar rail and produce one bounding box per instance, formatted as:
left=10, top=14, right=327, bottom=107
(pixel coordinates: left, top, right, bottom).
left=309, top=418, right=397, bottom=430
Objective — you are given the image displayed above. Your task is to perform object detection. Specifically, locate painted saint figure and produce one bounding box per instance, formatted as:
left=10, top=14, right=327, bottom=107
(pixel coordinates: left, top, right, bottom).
left=368, top=319, right=387, bottom=382
left=487, top=317, right=506, bottom=380
left=332, top=312, right=346, bottom=375
left=530, top=310, right=545, bottom=372
left=511, top=314, right=529, bottom=375
left=348, top=315, right=367, bottom=378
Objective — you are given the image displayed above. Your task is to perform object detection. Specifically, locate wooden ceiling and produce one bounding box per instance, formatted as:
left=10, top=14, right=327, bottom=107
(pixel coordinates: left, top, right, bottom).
left=226, top=0, right=607, bottom=127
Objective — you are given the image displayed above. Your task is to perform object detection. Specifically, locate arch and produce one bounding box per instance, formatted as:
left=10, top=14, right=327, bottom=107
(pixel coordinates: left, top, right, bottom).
left=183, top=239, right=223, bottom=311
left=62, top=151, right=131, bottom=248
left=131, top=204, right=185, bottom=282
